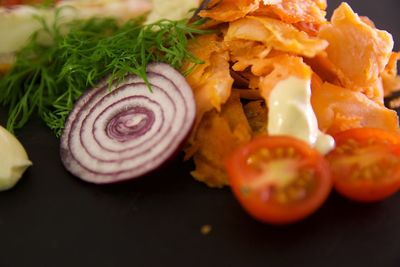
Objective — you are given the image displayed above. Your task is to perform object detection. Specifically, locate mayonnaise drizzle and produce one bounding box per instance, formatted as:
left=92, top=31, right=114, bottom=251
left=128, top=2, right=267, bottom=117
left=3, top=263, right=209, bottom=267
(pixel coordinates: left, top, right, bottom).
left=267, top=76, right=335, bottom=154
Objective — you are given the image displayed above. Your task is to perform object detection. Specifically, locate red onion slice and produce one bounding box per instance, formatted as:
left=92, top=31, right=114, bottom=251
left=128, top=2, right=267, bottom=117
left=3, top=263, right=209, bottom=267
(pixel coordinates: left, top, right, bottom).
left=60, top=63, right=196, bottom=184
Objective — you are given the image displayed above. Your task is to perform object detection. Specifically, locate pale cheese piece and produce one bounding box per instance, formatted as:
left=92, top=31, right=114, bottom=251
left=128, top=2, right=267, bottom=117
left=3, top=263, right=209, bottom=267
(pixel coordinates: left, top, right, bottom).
left=58, top=0, right=152, bottom=21
left=146, top=0, right=198, bottom=24
left=0, top=0, right=153, bottom=70
left=0, top=6, right=55, bottom=54
left=0, top=126, right=32, bottom=191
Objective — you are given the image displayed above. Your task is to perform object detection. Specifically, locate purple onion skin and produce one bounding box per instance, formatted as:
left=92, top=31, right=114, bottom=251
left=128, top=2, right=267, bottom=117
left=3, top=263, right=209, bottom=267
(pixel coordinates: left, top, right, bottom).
left=60, top=63, right=196, bottom=184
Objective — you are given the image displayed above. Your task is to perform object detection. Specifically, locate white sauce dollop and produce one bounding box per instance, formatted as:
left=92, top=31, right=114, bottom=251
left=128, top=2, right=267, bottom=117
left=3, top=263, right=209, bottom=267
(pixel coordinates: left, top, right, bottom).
left=0, top=126, right=32, bottom=191
left=267, top=76, right=335, bottom=154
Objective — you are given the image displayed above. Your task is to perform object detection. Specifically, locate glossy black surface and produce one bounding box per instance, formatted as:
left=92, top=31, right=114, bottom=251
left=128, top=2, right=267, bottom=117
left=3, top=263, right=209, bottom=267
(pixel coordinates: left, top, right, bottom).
left=1, top=1, right=400, bottom=266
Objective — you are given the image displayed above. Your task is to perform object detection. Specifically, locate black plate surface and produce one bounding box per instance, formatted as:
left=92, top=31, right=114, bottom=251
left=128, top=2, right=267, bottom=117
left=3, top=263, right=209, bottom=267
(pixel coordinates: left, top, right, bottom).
left=1, top=1, right=400, bottom=266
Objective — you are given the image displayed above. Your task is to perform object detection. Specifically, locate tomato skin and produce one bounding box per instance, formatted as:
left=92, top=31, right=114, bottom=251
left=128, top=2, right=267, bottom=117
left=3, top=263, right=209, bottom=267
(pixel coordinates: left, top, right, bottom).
left=225, top=135, right=332, bottom=225
left=332, top=127, right=400, bottom=146
left=0, top=0, right=22, bottom=7
left=328, top=128, right=400, bottom=202
left=0, top=0, right=55, bottom=7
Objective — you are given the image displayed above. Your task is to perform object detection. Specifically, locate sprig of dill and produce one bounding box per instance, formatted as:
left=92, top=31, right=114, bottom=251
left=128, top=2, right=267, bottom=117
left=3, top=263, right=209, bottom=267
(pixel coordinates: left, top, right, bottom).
left=0, top=12, right=208, bottom=137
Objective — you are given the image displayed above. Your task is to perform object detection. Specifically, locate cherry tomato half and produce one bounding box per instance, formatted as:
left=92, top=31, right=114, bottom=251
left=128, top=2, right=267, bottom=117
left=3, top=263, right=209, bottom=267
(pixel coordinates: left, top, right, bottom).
left=327, top=128, right=400, bottom=202
left=225, top=135, right=332, bottom=225
left=0, top=0, right=55, bottom=7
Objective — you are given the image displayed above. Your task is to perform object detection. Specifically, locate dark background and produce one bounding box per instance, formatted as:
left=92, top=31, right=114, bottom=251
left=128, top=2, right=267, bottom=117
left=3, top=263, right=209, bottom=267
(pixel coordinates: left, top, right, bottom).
left=1, top=1, right=400, bottom=266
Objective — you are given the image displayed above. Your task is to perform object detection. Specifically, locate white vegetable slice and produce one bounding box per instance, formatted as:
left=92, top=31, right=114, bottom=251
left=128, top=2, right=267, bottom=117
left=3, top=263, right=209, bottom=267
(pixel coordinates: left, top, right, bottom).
left=60, top=63, right=196, bottom=183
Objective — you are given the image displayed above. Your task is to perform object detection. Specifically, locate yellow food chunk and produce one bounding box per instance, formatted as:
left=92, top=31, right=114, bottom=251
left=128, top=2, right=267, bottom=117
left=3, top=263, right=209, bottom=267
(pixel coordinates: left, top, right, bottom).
left=0, top=126, right=32, bottom=191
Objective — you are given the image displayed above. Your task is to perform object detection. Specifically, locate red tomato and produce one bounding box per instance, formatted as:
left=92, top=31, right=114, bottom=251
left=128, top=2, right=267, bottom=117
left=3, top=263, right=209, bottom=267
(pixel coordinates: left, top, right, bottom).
left=0, top=0, right=22, bottom=7
left=225, top=135, right=332, bottom=225
left=327, top=128, right=400, bottom=202
left=0, top=0, right=54, bottom=7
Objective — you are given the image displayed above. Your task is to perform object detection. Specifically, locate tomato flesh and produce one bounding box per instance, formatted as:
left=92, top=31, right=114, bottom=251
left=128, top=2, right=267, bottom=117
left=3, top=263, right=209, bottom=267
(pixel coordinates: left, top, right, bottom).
left=328, top=128, right=400, bottom=202
left=225, top=135, right=332, bottom=225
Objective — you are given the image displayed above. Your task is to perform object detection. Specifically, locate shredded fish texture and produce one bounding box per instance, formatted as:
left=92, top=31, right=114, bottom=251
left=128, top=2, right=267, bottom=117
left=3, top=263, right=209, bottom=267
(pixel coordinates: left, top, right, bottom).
left=184, top=0, right=400, bottom=187
left=318, top=3, right=394, bottom=102
left=189, top=92, right=252, bottom=187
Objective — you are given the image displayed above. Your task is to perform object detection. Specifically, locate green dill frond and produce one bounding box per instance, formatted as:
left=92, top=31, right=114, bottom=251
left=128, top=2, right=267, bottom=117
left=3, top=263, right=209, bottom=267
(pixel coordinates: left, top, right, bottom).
left=0, top=11, right=209, bottom=137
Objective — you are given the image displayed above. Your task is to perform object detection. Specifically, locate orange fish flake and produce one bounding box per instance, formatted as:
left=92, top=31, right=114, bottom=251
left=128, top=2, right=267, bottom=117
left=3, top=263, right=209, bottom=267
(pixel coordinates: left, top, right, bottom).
left=318, top=3, right=394, bottom=102
left=225, top=16, right=328, bottom=58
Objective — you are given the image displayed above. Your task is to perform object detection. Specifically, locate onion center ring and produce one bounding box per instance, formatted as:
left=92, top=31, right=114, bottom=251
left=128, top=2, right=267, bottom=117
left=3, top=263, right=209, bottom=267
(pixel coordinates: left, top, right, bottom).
left=106, top=106, right=155, bottom=142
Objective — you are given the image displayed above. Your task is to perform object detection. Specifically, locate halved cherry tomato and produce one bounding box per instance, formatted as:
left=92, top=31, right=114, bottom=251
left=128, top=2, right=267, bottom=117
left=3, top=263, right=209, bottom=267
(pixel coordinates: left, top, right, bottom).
left=225, top=135, right=332, bottom=225
left=0, top=0, right=55, bottom=7
left=327, top=128, right=400, bottom=202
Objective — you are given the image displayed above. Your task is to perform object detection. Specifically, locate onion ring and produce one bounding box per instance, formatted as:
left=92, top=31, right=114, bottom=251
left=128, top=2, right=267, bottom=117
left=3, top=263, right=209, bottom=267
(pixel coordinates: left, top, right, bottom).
left=60, top=63, right=196, bottom=183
